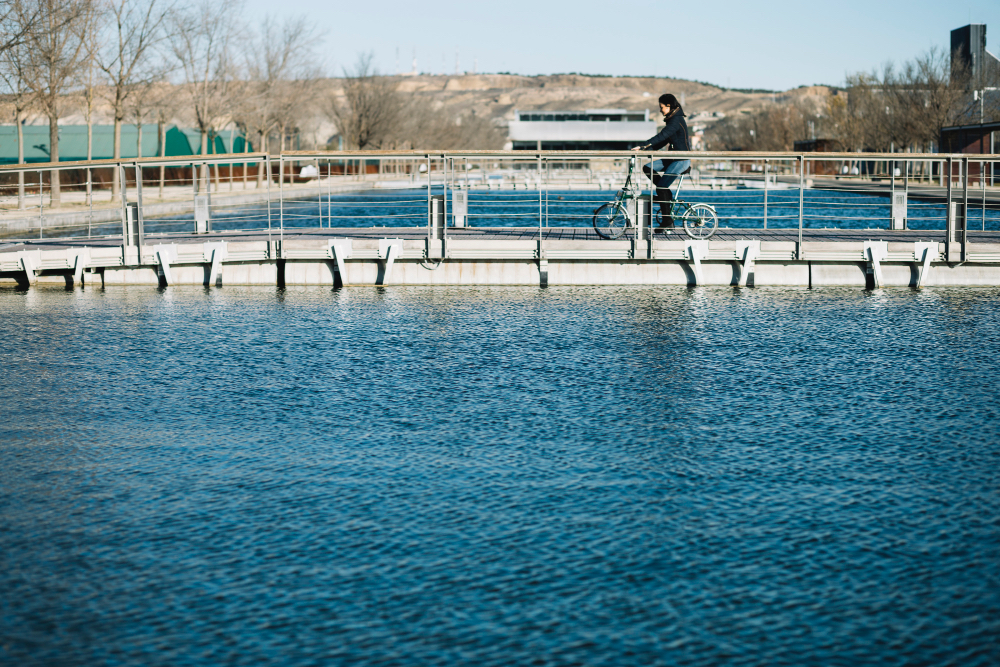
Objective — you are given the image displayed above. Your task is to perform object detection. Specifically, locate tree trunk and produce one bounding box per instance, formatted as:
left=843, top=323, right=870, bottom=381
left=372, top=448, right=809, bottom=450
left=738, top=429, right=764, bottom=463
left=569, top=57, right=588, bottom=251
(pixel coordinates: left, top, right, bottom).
left=86, top=110, right=93, bottom=205
left=159, top=121, right=166, bottom=199
left=243, top=130, right=249, bottom=190
left=210, top=132, right=220, bottom=192
left=136, top=122, right=143, bottom=189
left=17, top=112, right=24, bottom=210
left=279, top=125, right=286, bottom=185
left=112, top=117, right=122, bottom=200
left=200, top=129, right=209, bottom=192
left=229, top=127, right=235, bottom=191
left=256, top=130, right=265, bottom=188
left=48, top=112, right=60, bottom=206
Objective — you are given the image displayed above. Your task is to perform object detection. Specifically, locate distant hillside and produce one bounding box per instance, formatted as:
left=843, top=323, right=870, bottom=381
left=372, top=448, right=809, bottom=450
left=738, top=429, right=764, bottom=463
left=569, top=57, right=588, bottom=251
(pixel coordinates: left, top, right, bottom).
left=381, top=74, right=833, bottom=128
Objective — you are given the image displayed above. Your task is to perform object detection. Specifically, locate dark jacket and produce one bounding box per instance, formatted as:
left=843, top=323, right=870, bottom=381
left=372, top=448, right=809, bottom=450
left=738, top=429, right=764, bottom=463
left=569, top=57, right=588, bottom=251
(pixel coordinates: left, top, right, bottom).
left=642, top=113, right=690, bottom=151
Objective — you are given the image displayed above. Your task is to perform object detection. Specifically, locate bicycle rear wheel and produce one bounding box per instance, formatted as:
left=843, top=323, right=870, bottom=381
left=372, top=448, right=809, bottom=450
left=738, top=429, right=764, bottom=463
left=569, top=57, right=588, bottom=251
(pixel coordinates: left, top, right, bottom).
left=593, top=202, right=628, bottom=239
left=682, top=203, right=719, bottom=239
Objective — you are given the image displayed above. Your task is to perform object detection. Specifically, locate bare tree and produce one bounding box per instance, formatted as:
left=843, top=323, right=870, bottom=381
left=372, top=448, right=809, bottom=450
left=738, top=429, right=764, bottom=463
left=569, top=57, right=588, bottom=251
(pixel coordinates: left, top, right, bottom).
left=911, top=48, right=970, bottom=146
left=270, top=75, right=322, bottom=182
left=328, top=52, right=401, bottom=149
left=826, top=91, right=865, bottom=153
left=97, top=0, right=169, bottom=200
left=838, top=49, right=968, bottom=154
left=128, top=77, right=156, bottom=157
left=704, top=101, right=817, bottom=151
left=148, top=80, right=179, bottom=197
left=0, top=0, right=42, bottom=58
left=81, top=1, right=98, bottom=203
left=168, top=0, right=241, bottom=191
left=706, top=46, right=973, bottom=160
left=395, top=101, right=504, bottom=150
left=18, top=0, right=93, bottom=206
left=234, top=14, right=320, bottom=187
left=0, top=30, right=34, bottom=208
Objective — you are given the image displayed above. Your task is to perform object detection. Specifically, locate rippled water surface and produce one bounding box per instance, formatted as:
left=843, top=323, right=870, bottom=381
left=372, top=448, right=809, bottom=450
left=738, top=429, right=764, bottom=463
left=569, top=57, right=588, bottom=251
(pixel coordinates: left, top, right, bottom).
left=2, top=285, right=999, bottom=666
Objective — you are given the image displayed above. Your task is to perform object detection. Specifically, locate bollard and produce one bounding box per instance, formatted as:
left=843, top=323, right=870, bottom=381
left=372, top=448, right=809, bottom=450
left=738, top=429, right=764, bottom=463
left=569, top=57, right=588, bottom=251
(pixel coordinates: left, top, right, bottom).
left=891, top=192, right=907, bottom=230
left=452, top=190, right=467, bottom=228
left=430, top=195, right=445, bottom=239
left=194, top=195, right=210, bottom=233
left=123, top=203, right=140, bottom=248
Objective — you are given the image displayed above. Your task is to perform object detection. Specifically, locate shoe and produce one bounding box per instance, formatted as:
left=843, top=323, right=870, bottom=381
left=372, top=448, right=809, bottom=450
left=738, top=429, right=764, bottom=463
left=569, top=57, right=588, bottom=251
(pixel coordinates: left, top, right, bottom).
left=657, top=206, right=675, bottom=228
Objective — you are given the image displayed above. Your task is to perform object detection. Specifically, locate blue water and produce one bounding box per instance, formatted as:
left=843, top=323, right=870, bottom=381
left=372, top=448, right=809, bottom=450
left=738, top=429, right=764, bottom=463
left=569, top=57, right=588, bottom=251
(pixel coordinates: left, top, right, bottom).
left=51, top=188, right=1000, bottom=238
left=2, top=285, right=999, bottom=666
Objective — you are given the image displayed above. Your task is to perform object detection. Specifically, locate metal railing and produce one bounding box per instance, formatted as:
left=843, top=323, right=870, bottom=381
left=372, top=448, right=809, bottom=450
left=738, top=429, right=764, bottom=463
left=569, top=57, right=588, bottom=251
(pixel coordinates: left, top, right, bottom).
left=2, top=151, right=997, bottom=261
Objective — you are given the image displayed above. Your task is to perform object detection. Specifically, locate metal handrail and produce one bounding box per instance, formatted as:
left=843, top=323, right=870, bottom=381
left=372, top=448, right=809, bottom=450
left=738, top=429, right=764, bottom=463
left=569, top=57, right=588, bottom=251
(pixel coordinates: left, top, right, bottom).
left=0, top=149, right=994, bottom=173
left=0, top=150, right=995, bottom=248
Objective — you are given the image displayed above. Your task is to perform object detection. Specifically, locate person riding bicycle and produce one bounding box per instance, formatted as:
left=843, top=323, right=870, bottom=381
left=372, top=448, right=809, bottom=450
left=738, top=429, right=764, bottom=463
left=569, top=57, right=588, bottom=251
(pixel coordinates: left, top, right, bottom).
left=631, top=94, right=691, bottom=229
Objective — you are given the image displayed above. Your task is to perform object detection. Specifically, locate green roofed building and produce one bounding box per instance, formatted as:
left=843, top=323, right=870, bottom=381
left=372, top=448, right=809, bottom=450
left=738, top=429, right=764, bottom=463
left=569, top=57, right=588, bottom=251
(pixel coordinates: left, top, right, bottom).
left=0, top=124, right=251, bottom=164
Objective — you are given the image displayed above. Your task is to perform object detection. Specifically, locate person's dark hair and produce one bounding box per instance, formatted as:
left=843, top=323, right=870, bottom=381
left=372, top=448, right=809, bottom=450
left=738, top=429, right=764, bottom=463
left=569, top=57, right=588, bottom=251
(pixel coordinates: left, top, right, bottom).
left=658, top=93, right=684, bottom=116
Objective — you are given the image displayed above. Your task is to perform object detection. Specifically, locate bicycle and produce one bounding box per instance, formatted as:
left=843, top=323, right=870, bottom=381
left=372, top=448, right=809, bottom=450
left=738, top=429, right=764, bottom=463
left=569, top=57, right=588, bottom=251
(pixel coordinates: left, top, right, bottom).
left=592, top=156, right=719, bottom=240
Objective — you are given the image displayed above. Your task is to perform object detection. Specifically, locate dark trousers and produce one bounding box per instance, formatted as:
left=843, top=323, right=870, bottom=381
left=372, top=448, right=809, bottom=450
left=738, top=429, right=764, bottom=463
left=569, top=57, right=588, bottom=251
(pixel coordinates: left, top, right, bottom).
left=642, top=159, right=691, bottom=225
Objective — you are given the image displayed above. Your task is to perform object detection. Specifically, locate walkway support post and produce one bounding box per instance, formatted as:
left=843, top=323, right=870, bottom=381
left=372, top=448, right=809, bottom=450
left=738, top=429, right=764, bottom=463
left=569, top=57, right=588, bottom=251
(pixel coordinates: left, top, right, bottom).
left=443, top=154, right=449, bottom=257
left=426, top=154, right=432, bottom=249
left=945, top=156, right=954, bottom=261
left=537, top=153, right=546, bottom=286
left=914, top=241, right=937, bottom=288
left=134, top=162, right=145, bottom=259
left=38, top=171, right=43, bottom=239
left=763, top=159, right=768, bottom=229
left=962, top=156, right=969, bottom=262
left=797, top=155, right=804, bottom=260
left=737, top=240, right=760, bottom=287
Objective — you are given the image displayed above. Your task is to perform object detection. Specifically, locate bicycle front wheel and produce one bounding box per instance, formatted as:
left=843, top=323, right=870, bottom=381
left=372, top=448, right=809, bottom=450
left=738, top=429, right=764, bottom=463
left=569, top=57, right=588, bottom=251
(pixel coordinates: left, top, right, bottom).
left=593, top=202, right=629, bottom=239
left=682, top=203, right=719, bottom=239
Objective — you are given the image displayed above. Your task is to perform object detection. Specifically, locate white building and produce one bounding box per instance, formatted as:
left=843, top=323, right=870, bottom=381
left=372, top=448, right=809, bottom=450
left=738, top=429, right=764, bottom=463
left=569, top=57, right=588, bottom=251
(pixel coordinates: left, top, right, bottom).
left=507, top=109, right=656, bottom=151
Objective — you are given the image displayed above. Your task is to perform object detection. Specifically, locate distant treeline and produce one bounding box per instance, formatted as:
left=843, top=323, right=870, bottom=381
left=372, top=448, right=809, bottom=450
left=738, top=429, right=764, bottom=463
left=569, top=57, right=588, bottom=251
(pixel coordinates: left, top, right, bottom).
left=705, top=47, right=999, bottom=151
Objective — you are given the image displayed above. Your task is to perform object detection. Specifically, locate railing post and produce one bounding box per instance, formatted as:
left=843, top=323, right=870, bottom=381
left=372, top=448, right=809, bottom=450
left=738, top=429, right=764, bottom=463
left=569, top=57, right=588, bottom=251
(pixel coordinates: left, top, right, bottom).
left=763, top=159, right=768, bottom=229
left=537, top=152, right=546, bottom=284
left=426, top=154, right=432, bottom=247
left=890, top=156, right=895, bottom=230
left=38, top=170, right=43, bottom=239
left=544, top=156, right=550, bottom=228
left=119, top=163, right=138, bottom=264
left=962, top=155, right=969, bottom=261
left=945, top=156, right=955, bottom=261
left=443, top=154, right=449, bottom=253
left=537, top=152, right=543, bottom=234
left=88, top=170, right=93, bottom=238
left=207, top=158, right=213, bottom=224
left=904, top=157, right=908, bottom=230
left=797, top=155, right=804, bottom=260
left=430, top=194, right=445, bottom=255
left=134, top=162, right=145, bottom=257
left=279, top=155, right=284, bottom=238
left=648, top=151, right=654, bottom=241
left=265, top=156, right=272, bottom=245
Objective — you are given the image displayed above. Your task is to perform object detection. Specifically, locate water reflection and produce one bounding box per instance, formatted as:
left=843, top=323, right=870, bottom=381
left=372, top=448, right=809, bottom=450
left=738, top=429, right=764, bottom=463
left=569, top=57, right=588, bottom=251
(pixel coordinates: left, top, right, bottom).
left=1, top=286, right=998, bottom=666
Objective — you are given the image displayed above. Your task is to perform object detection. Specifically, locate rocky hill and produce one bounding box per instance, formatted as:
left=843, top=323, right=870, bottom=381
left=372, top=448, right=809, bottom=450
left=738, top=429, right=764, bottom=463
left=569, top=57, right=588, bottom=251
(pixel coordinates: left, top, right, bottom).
left=392, top=74, right=833, bottom=127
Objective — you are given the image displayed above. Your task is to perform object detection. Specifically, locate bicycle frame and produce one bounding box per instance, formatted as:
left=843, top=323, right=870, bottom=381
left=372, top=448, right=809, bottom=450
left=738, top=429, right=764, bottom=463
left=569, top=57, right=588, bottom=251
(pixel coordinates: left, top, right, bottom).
left=593, top=157, right=718, bottom=240
left=612, top=157, right=641, bottom=209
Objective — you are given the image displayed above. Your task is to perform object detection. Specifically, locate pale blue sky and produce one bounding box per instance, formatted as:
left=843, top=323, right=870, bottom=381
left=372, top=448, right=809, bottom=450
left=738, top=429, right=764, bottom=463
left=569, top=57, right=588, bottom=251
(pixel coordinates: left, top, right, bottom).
left=242, top=0, right=1000, bottom=91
